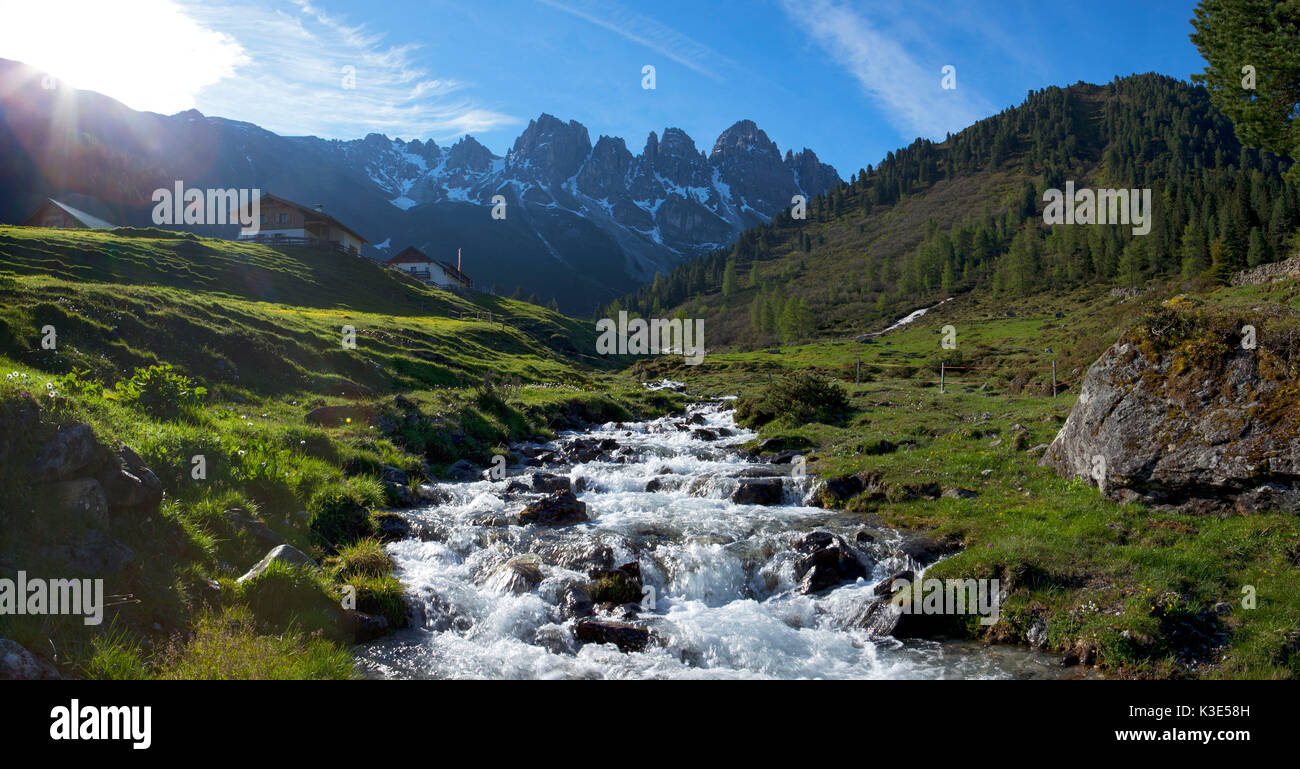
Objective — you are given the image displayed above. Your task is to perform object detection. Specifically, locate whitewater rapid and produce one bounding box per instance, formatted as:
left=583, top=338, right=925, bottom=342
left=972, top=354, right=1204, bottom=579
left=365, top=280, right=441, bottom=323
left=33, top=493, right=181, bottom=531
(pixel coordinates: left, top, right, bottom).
left=357, top=402, right=1071, bottom=680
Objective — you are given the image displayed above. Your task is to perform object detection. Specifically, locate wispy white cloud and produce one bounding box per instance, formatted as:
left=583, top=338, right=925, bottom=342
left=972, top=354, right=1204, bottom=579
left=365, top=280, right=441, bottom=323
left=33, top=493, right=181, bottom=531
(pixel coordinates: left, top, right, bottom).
left=780, top=0, right=994, bottom=141
left=183, top=0, right=518, bottom=141
left=537, top=0, right=734, bottom=82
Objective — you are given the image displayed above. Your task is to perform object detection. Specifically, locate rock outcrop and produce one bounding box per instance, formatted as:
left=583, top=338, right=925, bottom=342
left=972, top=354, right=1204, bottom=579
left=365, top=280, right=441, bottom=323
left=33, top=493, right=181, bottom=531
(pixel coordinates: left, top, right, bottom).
left=1041, top=301, right=1300, bottom=512
left=7, top=413, right=166, bottom=577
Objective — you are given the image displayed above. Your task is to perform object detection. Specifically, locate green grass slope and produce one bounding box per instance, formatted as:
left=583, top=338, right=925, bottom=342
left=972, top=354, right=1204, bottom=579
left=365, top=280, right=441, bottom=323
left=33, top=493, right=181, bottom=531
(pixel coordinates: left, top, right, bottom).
left=0, top=225, right=679, bottom=680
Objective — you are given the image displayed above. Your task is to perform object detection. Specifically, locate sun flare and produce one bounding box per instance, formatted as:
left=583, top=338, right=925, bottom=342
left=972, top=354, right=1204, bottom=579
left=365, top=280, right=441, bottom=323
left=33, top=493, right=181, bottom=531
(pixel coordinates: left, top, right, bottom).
left=0, top=0, right=245, bottom=114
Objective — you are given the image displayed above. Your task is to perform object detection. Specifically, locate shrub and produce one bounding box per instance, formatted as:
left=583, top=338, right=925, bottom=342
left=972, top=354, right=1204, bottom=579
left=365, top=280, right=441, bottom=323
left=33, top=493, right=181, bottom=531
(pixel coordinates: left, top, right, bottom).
left=1132, top=303, right=1202, bottom=354
left=308, top=480, right=378, bottom=547
left=734, top=372, right=851, bottom=428
left=329, top=538, right=393, bottom=579
left=114, top=364, right=206, bottom=420
left=348, top=573, right=408, bottom=629
left=53, top=369, right=102, bottom=399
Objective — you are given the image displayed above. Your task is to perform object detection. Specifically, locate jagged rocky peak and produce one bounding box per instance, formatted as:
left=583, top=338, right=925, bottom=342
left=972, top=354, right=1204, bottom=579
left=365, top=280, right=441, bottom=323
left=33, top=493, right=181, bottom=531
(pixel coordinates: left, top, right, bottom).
left=400, top=137, right=441, bottom=162
left=577, top=135, right=634, bottom=199
left=785, top=147, right=841, bottom=195
left=653, top=128, right=711, bottom=189
left=710, top=119, right=782, bottom=162
left=509, top=113, right=592, bottom=184
left=629, top=127, right=711, bottom=200
left=445, top=135, right=497, bottom=172
left=709, top=120, right=800, bottom=218
left=641, top=130, right=659, bottom=163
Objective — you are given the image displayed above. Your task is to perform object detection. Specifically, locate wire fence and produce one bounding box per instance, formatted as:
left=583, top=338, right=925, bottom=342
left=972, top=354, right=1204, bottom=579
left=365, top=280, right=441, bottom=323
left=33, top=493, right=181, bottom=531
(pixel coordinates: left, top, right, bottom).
left=843, top=356, right=1082, bottom=395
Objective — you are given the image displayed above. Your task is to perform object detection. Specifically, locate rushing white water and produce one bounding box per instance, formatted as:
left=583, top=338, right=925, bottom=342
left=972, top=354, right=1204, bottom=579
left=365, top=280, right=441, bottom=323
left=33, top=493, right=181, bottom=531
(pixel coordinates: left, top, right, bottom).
left=357, top=402, right=1072, bottom=680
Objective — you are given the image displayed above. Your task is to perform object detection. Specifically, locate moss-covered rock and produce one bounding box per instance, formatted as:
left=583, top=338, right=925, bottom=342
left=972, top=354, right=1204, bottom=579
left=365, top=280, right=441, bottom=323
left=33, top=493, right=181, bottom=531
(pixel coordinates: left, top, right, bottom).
left=1043, top=299, right=1300, bottom=512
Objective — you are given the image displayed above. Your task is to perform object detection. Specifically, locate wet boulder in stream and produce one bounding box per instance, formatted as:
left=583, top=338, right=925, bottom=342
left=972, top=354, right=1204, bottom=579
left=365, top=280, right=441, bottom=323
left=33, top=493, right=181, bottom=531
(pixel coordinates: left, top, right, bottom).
left=731, top=477, right=784, bottom=505
left=559, top=585, right=595, bottom=619
left=588, top=562, right=643, bottom=604
left=444, top=459, right=480, bottom=481
left=523, top=472, right=571, bottom=494
left=504, top=471, right=570, bottom=496
left=488, top=555, right=545, bottom=595
left=573, top=618, right=653, bottom=652
left=342, top=610, right=390, bottom=643
left=518, top=490, right=589, bottom=526
left=645, top=475, right=685, bottom=493
left=854, top=585, right=964, bottom=640
left=794, top=531, right=868, bottom=593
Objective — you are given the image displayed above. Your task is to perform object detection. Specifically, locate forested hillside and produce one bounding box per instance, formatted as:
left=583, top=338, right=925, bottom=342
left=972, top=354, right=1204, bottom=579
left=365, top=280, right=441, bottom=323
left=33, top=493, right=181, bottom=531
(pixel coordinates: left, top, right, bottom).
left=612, top=74, right=1300, bottom=348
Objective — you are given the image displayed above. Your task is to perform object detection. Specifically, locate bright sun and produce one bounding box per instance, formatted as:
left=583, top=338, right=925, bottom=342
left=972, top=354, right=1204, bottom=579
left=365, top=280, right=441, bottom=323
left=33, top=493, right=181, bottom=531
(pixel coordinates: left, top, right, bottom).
left=0, top=0, right=246, bottom=114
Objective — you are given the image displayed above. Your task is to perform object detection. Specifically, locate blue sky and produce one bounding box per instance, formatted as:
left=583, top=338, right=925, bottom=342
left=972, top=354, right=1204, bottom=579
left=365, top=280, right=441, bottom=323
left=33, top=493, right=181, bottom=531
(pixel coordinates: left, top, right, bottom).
left=0, top=0, right=1209, bottom=175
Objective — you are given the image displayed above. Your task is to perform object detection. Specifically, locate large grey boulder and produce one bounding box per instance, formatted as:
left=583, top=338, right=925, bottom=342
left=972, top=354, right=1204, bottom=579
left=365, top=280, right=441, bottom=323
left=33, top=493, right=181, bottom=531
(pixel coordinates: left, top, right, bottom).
left=1041, top=326, right=1300, bottom=512
left=444, top=459, right=479, bottom=481
left=523, top=472, right=571, bottom=494
left=487, top=555, right=545, bottom=595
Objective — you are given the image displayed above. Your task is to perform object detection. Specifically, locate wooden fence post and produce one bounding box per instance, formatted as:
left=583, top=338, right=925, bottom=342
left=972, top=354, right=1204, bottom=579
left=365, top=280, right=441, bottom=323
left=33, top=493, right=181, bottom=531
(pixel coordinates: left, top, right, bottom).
left=940, top=362, right=945, bottom=394
left=1052, top=359, right=1057, bottom=397
left=855, top=356, right=860, bottom=385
